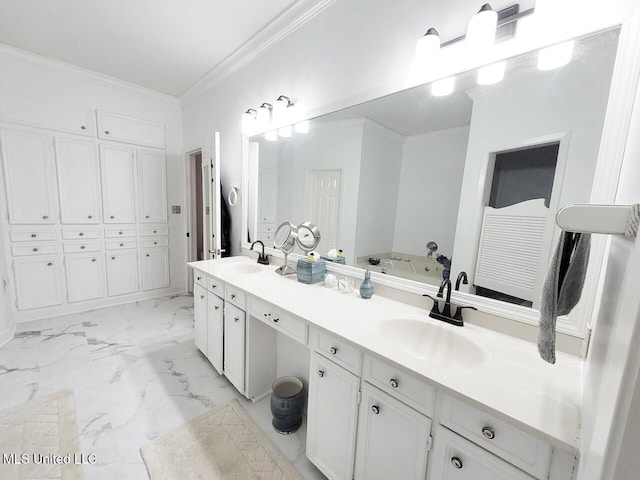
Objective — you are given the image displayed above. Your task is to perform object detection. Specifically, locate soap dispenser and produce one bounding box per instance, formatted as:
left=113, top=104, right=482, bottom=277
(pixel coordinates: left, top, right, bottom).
left=360, top=268, right=374, bottom=299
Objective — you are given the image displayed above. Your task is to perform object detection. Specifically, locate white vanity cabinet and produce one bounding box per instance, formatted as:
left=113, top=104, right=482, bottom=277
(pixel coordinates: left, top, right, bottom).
left=306, top=351, right=360, bottom=480
left=207, top=290, right=224, bottom=374
left=224, top=301, right=246, bottom=394
left=193, top=281, right=208, bottom=355
left=193, top=271, right=225, bottom=374
left=1, top=129, right=58, bottom=225
left=55, top=137, right=101, bottom=224
left=99, top=145, right=137, bottom=224
left=354, top=382, right=432, bottom=480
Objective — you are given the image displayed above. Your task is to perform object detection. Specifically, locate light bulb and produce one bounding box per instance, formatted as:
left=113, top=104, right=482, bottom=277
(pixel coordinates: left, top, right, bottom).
left=477, top=61, right=505, bottom=85
left=537, top=41, right=574, bottom=71
left=415, top=28, right=440, bottom=66
left=466, top=3, right=498, bottom=49
left=295, top=121, right=310, bottom=133
left=257, top=103, right=272, bottom=129
left=264, top=130, right=278, bottom=141
left=273, top=95, right=293, bottom=122
left=278, top=126, right=292, bottom=138
left=241, top=109, right=256, bottom=134
left=431, top=76, right=455, bottom=96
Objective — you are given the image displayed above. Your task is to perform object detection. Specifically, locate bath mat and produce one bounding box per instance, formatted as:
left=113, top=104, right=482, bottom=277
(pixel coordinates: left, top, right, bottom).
left=0, top=389, right=83, bottom=480
left=141, top=399, right=302, bottom=480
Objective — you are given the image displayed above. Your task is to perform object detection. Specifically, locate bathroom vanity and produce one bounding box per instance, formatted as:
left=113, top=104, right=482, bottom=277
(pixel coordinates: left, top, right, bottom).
left=189, top=256, right=580, bottom=480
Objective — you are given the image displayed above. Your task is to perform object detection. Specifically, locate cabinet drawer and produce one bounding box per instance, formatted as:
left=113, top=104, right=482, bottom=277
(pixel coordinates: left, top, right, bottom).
left=106, top=239, right=137, bottom=250
left=63, top=241, right=100, bottom=253
left=309, top=328, right=362, bottom=375
left=141, top=237, right=168, bottom=248
left=249, top=298, right=307, bottom=344
left=193, top=270, right=207, bottom=288
left=225, top=286, right=246, bottom=309
left=62, top=228, right=100, bottom=240
left=363, top=354, right=435, bottom=417
left=141, top=227, right=169, bottom=237
left=207, top=277, right=225, bottom=297
left=12, top=243, right=57, bottom=256
left=430, top=425, right=536, bottom=480
left=437, top=393, right=551, bottom=479
left=104, top=227, right=136, bottom=238
left=9, top=230, right=56, bottom=242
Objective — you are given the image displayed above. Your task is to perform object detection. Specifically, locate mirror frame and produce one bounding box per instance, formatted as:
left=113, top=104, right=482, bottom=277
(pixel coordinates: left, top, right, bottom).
left=242, top=16, right=640, bottom=339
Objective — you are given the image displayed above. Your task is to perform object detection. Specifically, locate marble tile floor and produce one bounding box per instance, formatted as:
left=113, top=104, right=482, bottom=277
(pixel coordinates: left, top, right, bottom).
left=0, top=294, right=326, bottom=480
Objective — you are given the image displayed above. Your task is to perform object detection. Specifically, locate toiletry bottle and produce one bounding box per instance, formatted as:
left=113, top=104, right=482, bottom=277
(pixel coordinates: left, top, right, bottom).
left=360, top=268, right=374, bottom=299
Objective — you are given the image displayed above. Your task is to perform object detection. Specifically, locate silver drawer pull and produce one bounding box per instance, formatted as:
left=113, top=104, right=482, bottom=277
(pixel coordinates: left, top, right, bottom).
left=451, top=457, right=463, bottom=469
left=330, top=346, right=338, bottom=355
left=154, top=241, right=157, bottom=245
left=42, top=215, right=48, bottom=219
left=211, top=284, right=216, bottom=289
left=47, top=262, right=53, bottom=266
left=146, top=215, right=150, bottom=219
left=104, top=130, right=110, bottom=135
left=88, top=215, right=92, bottom=219
left=111, top=256, right=116, bottom=260
left=80, top=125, right=86, bottom=130
left=214, top=305, right=219, bottom=310
left=234, top=316, right=239, bottom=323
left=231, top=293, right=236, bottom=299
left=118, top=231, right=123, bottom=235
left=371, top=405, right=380, bottom=415
left=153, top=230, right=157, bottom=233
left=389, top=378, right=399, bottom=389
left=272, top=317, right=279, bottom=323
left=91, top=258, right=96, bottom=262
left=197, top=276, right=201, bottom=281
left=31, top=234, right=36, bottom=238
left=481, top=427, right=495, bottom=440
left=110, top=215, right=115, bottom=219
left=119, top=243, right=124, bottom=247
left=80, top=246, right=85, bottom=249
left=79, top=232, right=84, bottom=236
left=32, top=247, right=38, bottom=252
left=263, top=313, right=269, bottom=318
left=146, top=254, right=150, bottom=257
left=200, top=295, right=205, bottom=299
left=317, top=370, right=325, bottom=378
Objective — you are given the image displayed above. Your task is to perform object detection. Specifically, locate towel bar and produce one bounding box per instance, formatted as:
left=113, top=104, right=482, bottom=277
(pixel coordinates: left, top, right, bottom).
left=556, top=203, right=639, bottom=237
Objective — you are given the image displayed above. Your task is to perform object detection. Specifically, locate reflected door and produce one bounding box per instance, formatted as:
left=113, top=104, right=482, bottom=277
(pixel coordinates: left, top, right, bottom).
left=201, top=131, right=222, bottom=259
left=304, top=169, right=341, bottom=254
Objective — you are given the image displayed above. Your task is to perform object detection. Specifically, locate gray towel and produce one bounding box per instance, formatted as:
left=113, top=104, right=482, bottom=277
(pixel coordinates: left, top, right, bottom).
left=538, top=231, right=591, bottom=363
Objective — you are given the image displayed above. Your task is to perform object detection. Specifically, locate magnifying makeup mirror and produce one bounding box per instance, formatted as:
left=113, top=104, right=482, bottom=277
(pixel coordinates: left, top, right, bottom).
left=273, top=222, right=298, bottom=275
left=296, top=221, right=321, bottom=253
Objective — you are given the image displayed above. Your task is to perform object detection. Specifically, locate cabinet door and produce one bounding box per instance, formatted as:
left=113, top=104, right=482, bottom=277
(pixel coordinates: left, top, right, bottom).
left=224, top=302, right=245, bottom=394
left=13, top=256, right=62, bottom=309
left=355, top=383, right=431, bottom=480
left=207, top=291, right=224, bottom=374
left=307, top=352, right=360, bottom=480
left=55, top=138, right=101, bottom=224
left=194, top=283, right=208, bottom=355
left=97, top=111, right=165, bottom=148
left=137, top=150, right=167, bottom=223
left=100, top=145, right=136, bottom=223
left=141, top=247, right=169, bottom=291
left=64, top=254, right=105, bottom=302
left=1, top=130, right=57, bottom=224
left=258, top=168, right=277, bottom=223
left=428, top=425, right=535, bottom=480
left=105, top=250, right=138, bottom=296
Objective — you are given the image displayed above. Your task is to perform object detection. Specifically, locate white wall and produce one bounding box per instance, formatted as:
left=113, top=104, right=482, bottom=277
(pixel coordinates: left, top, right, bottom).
left=0, top=48, right=186, bottom=295
left=393, top=125, right=469, bottom=259
left=451, top=46, right=617, bottom=283
left=354, top=120, right=404, bottom=258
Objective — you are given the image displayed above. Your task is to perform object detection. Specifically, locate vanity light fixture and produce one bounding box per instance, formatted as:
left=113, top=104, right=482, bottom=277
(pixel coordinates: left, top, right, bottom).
left=537, top=40, right=574, bottom=71
left=431, top=76, right=455, bottom=96
left=466, top=3, right=498, bottom=49
left=415, top=28, right=441, bottom=65
left=241, top=108, right=257, bottom=134
left=264, top=130, right=278, bottom=141
left=477, top=60, right=505, bottom=85
left=273, top=95, right=294, bottom=122
left=257, top=102, right=273, bottom=127
left=294, top=120, right=310, bottom=134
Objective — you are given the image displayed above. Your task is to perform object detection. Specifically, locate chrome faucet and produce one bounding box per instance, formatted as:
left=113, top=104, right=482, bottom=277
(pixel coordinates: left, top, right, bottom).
left=250, top=240, right=269, bottom=265
left=455, top=271, right=468, bottom=291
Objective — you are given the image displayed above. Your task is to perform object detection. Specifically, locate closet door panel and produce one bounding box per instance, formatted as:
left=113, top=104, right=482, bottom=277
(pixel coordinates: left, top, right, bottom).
left=100, top=145, right=136, bottom=224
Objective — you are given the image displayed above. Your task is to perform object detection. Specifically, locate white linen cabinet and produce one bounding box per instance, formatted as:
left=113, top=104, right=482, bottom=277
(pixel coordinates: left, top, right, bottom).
left=137, top=150, right=168, bottom=223
left=1, top=129, right=58, bottom=225
left=99, top=145, right=136, bottom=224
left=55, top=138, right=101, bottom=224
left=12, top=255, right=62, bottom=309
left=64, top=252, right=105, bottom=302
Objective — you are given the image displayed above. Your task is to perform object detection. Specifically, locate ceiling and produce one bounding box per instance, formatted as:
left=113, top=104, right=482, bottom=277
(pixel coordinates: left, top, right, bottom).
left=0, top=0, right=298, bottom=97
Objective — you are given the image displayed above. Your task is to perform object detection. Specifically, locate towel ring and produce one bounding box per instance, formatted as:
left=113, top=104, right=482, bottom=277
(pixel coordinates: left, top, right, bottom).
left=228, top=184, right=240, bottom=207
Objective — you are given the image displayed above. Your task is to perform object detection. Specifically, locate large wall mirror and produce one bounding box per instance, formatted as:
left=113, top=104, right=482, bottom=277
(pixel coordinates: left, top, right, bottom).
left=243, top=25, right=629, bottom=338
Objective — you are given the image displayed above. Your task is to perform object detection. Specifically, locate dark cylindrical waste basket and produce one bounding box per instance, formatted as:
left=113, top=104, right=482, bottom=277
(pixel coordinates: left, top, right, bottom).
left=270, top=376, right=305, bottom=434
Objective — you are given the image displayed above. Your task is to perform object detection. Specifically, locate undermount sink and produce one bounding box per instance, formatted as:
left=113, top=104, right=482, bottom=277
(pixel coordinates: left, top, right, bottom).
left=377, top=318, right=490, bottom=368
left=227, top=263, right=263, bottom=275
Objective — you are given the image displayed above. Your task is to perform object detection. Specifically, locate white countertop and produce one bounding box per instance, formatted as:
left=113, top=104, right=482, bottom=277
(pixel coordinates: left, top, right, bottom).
left=189, top=256, right=581, bottom=453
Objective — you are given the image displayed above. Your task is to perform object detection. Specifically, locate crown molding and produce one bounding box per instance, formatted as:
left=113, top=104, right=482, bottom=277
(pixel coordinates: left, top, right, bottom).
left=0, top=43, right=180, bottom=105
left=180, top=0, right=336, bottom=107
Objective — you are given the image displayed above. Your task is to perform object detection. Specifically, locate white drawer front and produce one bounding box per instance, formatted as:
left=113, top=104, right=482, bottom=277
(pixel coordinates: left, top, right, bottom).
left=62, top=228, right=100, bottom=240
left=140, top=227, right=169, bottom=237
left=104, top=227, right=136, bottom=238
left=10, top=230, right=56, bottom=242
left=106, top=239, right=137, bottom=250
left=207, top=277, right=225, bottom=297
left=225, top=286, right=246, bottom=310
left=363, top=354, right=435, bottom=417
left=141, top=237, right=168, bottom=248
left=193, top=270, right=206, bottom=288
left=12, top=243, right=57, bottom=256
left=63, top=241, right=100, bottom=253
left=430, top=425, right=537, bottom=480
left=310, top=328, right=362, bottom=375
left=438, top=393, right=551, bottom=479
left=249, top=298, right=307, bottom=344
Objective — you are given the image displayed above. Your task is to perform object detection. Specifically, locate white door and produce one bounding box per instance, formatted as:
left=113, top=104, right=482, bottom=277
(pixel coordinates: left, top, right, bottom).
left=13, top=256, right=62, bottom=309
left=224, top=302, right=245, bottom=394
left=193, top=283, right=208, bottom=355
left=137, top=150, right=168, bottom=223
left=304, top=169, right=342, bottom=254
left=354, top=383, right=431, bottom=480
left=64, top=253, right=104, bottom=302
left=141, top=247, right=169, bottom=290
left=55, top=138, right=101, bottom=224
left=1, top=130, right=57, bottom=224
left=306, top=351, right=360, bottom=480
left=105, top=250, right=138, bottom=296
left=201, top=132, right=222, bottom=259
left=100, top=145, right=136, bottom=224
left=207, top=291, right=224, bottom=374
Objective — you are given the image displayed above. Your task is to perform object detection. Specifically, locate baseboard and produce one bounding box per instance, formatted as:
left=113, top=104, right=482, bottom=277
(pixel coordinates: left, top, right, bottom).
left=0, top=319, right=16, bottom=348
